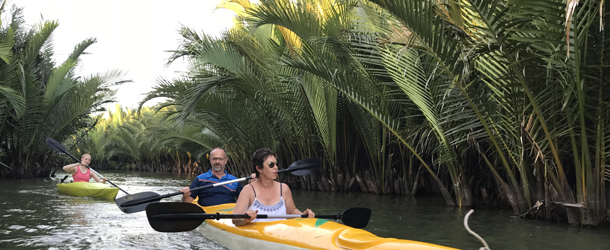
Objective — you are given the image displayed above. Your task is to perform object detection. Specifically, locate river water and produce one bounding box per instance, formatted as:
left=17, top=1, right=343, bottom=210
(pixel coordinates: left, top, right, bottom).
left=1, top=171, right=609, bottom=249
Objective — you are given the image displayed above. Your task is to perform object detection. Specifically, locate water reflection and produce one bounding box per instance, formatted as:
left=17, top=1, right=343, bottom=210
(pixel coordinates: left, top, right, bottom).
left=0, top=172, right=226, bottom=250
left=1, top=171, right=609, bottom=250
left=292, top=190, right=610, bottom=250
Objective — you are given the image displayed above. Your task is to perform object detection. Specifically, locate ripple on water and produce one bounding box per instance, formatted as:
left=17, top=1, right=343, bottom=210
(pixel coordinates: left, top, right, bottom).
left=6, top=209, right=35, bottom=213
left=117, top=232, right=228, bottom=250
left=8, top=225, right=26, bottom=230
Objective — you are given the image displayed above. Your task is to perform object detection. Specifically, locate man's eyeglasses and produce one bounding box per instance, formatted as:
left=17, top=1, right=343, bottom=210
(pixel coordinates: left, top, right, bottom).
left=210, top=157, right=226, bottom=161
left=267, top=162, right=279, bottom=168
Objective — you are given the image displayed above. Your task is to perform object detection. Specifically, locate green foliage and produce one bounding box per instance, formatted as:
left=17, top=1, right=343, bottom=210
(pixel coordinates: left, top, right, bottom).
left=0, top=6, right=125, bottom=178
left=64, top=0, right=610, bottom=226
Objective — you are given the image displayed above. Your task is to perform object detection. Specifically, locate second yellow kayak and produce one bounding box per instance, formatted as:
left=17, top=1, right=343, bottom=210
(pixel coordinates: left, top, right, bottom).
left=57, top=182, right=119, bottom=200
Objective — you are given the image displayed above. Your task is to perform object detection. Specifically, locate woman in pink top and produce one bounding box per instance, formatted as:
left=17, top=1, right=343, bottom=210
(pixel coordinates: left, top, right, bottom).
left=232, top=148, right=314, bottom=226
left=62, top=153, right=107, bottom=183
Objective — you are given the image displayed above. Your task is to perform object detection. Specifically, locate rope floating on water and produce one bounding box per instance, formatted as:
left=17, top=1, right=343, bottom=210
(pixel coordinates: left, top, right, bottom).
left=464, top=209, right=490, bottom=250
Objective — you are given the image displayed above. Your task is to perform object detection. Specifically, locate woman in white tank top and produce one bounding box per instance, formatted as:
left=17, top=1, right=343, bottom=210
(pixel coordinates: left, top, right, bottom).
left=232, top=148, right=315, bottom=226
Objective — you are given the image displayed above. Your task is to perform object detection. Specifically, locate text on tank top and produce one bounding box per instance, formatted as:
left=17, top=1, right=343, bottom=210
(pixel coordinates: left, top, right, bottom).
left=73, top=165, right=91, bottom=182
left=247, top=182, right=286, bottom=222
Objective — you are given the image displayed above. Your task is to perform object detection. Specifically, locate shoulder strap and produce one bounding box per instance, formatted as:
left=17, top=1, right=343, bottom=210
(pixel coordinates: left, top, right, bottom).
left=249, top=183, right=257, bottom=197
left=280, top=182, right=283, bottom=197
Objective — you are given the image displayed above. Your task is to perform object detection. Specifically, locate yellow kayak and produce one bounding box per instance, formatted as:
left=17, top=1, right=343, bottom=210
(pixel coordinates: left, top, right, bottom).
left=56, top=182, right=119, bottom=200
left=197, top=203, right=459, bottom=250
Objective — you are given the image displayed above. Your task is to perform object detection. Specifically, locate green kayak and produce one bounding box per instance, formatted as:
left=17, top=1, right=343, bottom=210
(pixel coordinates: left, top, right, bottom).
left=56, top=182, right=119, bottom=200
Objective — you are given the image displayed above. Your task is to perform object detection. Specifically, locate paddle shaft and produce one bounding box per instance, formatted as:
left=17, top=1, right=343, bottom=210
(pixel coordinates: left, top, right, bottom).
left=152, top=213, right=338, bottom=220
left=117, top=158, right=320, bottom=214
left=145, top=203, right=370, bottom=231
left=120, top=176, right=252, bottom=207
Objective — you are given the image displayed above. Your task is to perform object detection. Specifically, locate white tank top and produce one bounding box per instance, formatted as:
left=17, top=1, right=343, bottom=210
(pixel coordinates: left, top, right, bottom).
left=247, top=183, right=286, bottom=222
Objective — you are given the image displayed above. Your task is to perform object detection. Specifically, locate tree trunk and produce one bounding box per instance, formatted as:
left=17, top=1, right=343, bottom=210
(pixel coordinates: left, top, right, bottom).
left=355, top=173, right=368, bottom=193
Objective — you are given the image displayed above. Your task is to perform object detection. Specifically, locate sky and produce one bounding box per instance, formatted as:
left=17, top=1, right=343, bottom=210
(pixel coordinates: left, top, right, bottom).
left=15, top=0, right=236, bottom=111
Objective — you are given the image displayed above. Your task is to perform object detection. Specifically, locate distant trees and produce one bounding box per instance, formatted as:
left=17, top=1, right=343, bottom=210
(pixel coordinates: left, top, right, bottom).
left=70, top=104, right=208, bottom=174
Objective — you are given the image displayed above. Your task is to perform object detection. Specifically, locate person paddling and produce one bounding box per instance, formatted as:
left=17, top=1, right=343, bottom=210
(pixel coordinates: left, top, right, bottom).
left=232, top=148, right=314, bottom=226
left=180, top=147, right=255, bottom=206
left=62, top=153, right=108, bottom=183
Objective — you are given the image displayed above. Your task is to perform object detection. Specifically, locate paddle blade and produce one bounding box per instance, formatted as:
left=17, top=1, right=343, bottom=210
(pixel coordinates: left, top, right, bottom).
left=146, top=202, right=204, bottom=232
left=45, top=137, right=67, bottom=154
left=340, top=207, right=371, bottom=229
left=116, top=192, right=161, bottom=214
left=280, top=158, right=321, bottom=176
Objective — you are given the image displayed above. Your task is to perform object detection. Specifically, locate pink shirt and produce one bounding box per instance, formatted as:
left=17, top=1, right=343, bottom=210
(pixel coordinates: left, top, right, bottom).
left=73, top=165, right=91, bottom=182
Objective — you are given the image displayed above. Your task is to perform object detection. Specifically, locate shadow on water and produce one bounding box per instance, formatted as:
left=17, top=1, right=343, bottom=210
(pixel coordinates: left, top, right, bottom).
left=1, top=171, right=609, bottom=249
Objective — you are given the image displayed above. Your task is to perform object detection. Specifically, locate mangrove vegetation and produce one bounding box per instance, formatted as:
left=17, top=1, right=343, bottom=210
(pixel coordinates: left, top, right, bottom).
left=2, top=0, right=609, bottom=226
left=0, top=5, right=126, bottom=178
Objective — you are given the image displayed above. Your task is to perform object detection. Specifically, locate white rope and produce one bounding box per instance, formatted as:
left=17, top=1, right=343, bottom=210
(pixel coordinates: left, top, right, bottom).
left=464, top=209, right=491, bottom=250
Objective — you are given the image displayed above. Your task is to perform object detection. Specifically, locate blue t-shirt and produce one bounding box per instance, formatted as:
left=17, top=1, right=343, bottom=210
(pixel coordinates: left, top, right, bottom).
left=189, top=170, right=243, bottom=206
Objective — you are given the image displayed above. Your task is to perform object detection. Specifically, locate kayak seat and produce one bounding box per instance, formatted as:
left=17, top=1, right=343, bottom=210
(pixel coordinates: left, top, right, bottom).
left=336, top=228, right=394, bottom=249
left=336, top=228, right=454, bottom=250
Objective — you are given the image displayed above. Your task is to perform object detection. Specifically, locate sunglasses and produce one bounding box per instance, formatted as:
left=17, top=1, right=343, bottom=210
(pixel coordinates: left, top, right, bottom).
left=267, top=162, right=279, bottom=168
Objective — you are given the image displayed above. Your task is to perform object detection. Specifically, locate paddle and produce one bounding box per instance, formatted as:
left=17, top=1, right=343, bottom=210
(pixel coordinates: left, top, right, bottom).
left=45, top=137, right=130, bottom=195
left=49, top=168, right=72, bottom=183
left=146, top=202, right=371, bottom=232
left=115, top=158, right=321, bottom=214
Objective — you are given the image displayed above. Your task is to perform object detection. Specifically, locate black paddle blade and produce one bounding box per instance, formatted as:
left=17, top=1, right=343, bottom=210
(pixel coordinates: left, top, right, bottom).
left=116, top=192, right=161, bottom=213
left=341, top=207, right=371, bottom=229
left=146, top=202, right=204, bottom=232
left=45, top=137, right=67, bottom=154
left=280, top=158, right=321, bottom=176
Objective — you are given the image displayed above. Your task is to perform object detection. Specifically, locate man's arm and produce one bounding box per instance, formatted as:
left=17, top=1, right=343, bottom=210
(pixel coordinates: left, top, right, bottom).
left=181, top=178, right=199, bottom=203
left=235, top=183, right=244, bottom=199
left=180, top=186, right=195, bottom=203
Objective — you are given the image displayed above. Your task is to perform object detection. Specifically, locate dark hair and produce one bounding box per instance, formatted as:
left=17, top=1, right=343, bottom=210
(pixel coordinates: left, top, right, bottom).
left=252, top=148, right=275, bottom=178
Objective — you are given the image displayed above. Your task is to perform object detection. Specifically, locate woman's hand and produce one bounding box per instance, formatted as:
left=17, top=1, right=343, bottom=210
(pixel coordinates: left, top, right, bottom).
left=102, top=177, right=108, bottom=183
left=301, top=208, right=315, bottom=218
left=234, top=209, right=258, bottom=226
left=245, top=209, right=258, bottom=222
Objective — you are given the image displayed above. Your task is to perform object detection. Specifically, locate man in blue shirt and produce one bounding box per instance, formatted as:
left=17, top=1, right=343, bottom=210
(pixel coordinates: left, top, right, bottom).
left=180, top=147, right=250, bottom=206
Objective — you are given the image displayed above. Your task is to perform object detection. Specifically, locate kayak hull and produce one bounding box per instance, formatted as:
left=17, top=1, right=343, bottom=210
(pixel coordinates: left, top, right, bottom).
left=199, top=223, right=305, bottom=250
left=56, top=182, right=119, bottom=200
left=197, top=203, right=459, bottom=250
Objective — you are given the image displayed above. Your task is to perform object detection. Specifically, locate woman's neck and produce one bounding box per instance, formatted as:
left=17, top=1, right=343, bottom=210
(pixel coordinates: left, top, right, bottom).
left=259, top=178, right=275, bottom=189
